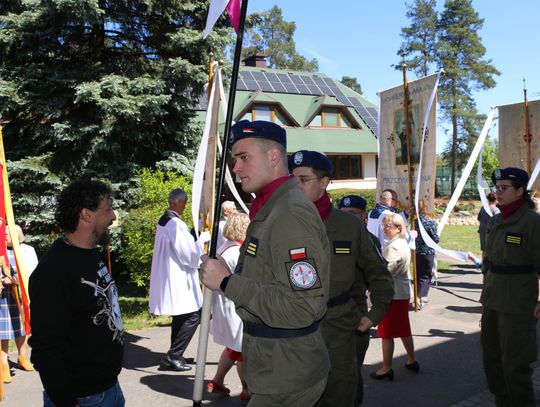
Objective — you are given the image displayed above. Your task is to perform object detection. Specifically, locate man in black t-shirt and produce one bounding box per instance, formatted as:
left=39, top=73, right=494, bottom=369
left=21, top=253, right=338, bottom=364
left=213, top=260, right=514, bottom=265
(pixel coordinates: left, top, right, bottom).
left=29, top=180, right=124, bottom=407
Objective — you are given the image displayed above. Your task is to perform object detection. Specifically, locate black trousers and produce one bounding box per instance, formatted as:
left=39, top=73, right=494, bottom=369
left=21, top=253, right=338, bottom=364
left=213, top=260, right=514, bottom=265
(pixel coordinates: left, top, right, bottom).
left=168, top=309, right=201, bottom=360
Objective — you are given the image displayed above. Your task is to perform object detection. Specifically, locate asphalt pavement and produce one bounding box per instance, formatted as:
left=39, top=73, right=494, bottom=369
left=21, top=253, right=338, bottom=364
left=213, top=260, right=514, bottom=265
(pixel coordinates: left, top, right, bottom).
left=4, top=258, right=540, bottom=406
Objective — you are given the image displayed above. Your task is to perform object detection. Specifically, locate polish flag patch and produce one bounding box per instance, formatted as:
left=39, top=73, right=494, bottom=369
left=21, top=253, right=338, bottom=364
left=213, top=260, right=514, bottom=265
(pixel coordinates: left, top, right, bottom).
left=289, top=247, right=307, bottom=261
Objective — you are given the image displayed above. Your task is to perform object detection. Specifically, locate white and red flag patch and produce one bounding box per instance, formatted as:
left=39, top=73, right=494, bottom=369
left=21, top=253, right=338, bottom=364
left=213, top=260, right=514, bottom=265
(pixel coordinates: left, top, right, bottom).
left=289, top=248, right=307, bottom=261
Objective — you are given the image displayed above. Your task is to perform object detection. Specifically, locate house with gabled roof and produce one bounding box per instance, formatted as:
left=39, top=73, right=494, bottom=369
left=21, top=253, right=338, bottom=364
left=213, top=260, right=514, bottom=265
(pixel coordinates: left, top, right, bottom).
left=195, top=54, right=379, bottom=190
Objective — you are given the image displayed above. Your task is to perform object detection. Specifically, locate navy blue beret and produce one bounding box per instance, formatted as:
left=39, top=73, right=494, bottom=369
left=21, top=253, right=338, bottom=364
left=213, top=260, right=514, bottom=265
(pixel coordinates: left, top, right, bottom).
left=491, top=167, right=529, bottom=186
left=288, top=150, right=333, bottom=176
left=230, top=120, right=286, bottom=147
left=337, top=195, right=367, bottom=210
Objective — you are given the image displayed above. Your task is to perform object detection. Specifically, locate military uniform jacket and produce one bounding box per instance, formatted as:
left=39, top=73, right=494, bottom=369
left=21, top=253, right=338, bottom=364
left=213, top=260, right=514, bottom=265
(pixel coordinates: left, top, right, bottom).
left=225, top=178, right=331, bottom=394
left=481, top=204, right=540, bottom=314
left=324, top=208, right=393, bottom=331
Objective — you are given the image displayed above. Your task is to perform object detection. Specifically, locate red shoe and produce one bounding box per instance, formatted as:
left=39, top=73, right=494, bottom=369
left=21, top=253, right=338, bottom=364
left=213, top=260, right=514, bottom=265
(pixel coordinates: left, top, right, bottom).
left=207, top=380, right=231, bottom=395
left=240, top=391, right=251, bottom=402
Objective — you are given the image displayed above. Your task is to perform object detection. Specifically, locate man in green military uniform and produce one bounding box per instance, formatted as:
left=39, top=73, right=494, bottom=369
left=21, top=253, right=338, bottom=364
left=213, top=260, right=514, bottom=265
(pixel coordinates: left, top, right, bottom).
left=200, top=121, right=331, bottom=407
left=481, top=167, right=540, bottom=407
left=289, top=150, right=393, bottom=407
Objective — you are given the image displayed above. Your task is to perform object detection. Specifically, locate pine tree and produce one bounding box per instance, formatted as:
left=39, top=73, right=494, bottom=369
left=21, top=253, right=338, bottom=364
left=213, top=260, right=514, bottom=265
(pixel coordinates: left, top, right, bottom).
left=340, top=76, right=363, bottom=95
left=397, top=0, right=438, bottom=77
left=243, top=6, right=318, bottom=71
left=437, top=0, right=500, bottom=190
left=0, top=0, right=233, bottom=252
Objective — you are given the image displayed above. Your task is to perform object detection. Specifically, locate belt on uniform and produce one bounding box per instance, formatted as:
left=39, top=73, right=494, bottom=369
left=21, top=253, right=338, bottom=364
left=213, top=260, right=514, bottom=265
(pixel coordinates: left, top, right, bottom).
left=243, top=321, right=319, bottom=339
left=327, top=291, right=351, bottom=308
left=490, top=264, right=535, bottom=274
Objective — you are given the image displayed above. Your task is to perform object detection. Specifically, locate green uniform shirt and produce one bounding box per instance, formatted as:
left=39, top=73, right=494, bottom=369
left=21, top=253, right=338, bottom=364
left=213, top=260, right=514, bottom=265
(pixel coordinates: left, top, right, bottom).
left=481, top=203, right=540, bottom=314
left=323, top=208, right=393, bottom=331
left=225, top=178, right=331, bottom=394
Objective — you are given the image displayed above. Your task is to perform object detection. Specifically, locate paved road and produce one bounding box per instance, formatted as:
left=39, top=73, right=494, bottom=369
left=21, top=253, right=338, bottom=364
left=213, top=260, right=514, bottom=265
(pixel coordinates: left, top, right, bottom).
left=4, top=259, right=540, bottom=406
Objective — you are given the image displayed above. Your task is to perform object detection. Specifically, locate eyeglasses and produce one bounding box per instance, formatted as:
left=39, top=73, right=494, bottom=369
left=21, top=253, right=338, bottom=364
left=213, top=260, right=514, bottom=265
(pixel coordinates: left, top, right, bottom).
left=383, top=224, right=398, bottom=230
left=295, top=176, right=320, bottom=185
left=493, top=184, right=514, bottom=193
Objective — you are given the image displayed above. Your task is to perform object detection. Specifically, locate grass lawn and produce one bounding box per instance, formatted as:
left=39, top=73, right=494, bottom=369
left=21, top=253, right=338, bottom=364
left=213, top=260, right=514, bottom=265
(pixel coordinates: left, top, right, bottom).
left=437, top=224, right=481, bottom=269
left=119, top=296, right=171, bottom=331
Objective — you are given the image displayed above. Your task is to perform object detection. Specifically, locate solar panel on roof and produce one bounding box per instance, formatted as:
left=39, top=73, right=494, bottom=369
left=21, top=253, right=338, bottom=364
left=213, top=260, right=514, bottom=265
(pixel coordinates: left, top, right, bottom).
left=323, top=78, right=336, bottom=87
left=264, top=72, right=279, bottom=81
left=258, top=81, right=274, bottom=92
left=244, top=80, right=261, bottom=90
left=367, top=107, right=378, bottom=117
left=307, top=85, right=323, bottom=95
left=251, top=71, right=266, bottom=81
left=289, top=75, right=305, bottom=85
left=300, top=75, right=316, bottom=85
left=237, top=80, right=248, bottom=91
left=270, top=82, right=287, bottom=93
left=283, top=83, right=299, bottom=93
left=312, top=77, right=327, bottom=87
left=276, top=73, right=292, bottom=83
left=295, top=84, right=310, bottom=94
left=319, top=86, right=334, bottom=96
left=241, top=71, right=255, bottom=80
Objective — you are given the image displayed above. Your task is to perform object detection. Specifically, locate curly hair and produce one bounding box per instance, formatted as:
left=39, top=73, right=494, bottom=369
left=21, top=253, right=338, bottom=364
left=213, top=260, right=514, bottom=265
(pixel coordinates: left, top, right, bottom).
left=55, top=180, right=112, bottom=233
left=222, top=212, right=250, bottom=242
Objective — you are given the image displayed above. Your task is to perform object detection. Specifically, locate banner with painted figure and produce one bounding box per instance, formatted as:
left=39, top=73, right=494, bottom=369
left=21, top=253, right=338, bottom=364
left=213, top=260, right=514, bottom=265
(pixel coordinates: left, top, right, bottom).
left=498, top=99, right=540, bottom=191
left=377, top=73, right=438, bottom=213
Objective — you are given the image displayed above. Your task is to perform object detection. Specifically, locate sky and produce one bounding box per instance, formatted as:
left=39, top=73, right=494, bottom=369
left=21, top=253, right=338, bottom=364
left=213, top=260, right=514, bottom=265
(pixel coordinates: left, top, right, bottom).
left=246, top=0, right=540, bottom=153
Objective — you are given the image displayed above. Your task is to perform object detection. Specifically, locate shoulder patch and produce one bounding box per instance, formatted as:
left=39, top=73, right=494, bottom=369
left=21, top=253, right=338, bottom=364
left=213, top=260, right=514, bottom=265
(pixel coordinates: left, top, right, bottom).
left=505, top=232, right=522, bottom=245
left=333, top=240, right=352, bottom=255
left=285, top=258, right=322, bottom=291
left=246, top=237, right=258, bottom=257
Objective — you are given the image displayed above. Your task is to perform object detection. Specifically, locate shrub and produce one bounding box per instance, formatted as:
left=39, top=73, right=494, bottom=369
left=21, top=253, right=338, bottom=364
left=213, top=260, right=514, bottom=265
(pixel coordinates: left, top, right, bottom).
left=120, top=169, right=193, bottom=290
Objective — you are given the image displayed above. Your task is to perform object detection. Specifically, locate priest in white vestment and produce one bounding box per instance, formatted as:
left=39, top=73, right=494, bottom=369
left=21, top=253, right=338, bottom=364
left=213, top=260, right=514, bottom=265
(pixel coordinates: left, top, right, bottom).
left=149, top=188, right=208, bottom=372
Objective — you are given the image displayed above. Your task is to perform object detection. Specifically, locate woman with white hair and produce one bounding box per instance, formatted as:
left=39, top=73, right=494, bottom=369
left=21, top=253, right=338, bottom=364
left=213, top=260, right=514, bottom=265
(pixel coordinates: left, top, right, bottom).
left=370, top=213, right=418, bottom=381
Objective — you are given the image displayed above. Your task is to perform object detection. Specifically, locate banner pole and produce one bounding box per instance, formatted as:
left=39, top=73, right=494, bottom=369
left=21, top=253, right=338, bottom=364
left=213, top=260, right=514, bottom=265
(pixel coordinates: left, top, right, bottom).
left=523, top=78, right=532, bottom=175
left=402, top=64, right=419, bottom=312
left=192, top=1, right=249, bottom=405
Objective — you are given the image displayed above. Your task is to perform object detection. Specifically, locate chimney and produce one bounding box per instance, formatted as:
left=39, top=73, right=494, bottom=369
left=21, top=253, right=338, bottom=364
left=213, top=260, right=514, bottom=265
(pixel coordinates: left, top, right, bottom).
left=243, top=54, right=268, bottom=68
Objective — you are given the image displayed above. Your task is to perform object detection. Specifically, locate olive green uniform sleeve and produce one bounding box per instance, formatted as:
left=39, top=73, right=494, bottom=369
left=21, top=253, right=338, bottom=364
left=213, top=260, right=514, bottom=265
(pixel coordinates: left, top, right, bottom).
left=352, top=223, right=394, bottom=326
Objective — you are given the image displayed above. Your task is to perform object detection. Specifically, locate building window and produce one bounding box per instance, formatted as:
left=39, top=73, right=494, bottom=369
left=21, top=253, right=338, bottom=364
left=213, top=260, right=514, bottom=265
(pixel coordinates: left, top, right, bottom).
left=309, top=108, right=353, bottom=128
left=240, top=104, right=290, bottom=126
left=330, top=155, right=363, bottom=179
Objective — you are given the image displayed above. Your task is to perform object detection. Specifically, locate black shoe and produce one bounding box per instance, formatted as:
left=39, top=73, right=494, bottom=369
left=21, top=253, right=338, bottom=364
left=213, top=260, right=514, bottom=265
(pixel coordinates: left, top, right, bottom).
left=184, top=357, right=195, bottom=364
left=369, top=369, right=394, bottom=381
left=405, top=361, right=420, bottom=373
left=162, top=355, right=192, bottom=371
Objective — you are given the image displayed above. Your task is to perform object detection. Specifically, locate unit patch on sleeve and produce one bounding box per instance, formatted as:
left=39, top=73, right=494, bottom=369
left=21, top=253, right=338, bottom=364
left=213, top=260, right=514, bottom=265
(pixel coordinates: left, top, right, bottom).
left=333, top=240, right=352, bottom=255
left=284, top=258, right=322, bottom=291
left=246, top=237, right=259, bottom=257
left=505, top=232, right=523, bottom=245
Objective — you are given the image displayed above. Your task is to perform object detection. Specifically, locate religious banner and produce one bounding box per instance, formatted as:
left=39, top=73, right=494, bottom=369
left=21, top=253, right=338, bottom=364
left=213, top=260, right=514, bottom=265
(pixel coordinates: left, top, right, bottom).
left=377, top=73, right=438, bottom=213
left=498, top=99, right=540, bottom=191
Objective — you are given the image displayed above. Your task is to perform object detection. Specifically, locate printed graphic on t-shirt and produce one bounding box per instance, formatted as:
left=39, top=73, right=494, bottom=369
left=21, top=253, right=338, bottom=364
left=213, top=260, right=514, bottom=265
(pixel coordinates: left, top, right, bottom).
left=81, top=261, right=124, bottom=344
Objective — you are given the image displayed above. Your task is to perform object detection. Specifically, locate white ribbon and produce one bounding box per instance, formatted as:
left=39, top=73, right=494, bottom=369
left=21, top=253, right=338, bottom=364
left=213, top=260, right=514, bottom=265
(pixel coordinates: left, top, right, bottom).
left=437, top=108, right=495, bottom=235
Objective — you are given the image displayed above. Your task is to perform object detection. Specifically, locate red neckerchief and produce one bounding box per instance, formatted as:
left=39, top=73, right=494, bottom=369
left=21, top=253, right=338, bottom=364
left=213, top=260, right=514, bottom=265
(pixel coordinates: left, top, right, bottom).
left=249, top=175, right=292, bottom=220
left=314, top=192, right=332, bottom=221
left=499, top=199, right=525, bottom=219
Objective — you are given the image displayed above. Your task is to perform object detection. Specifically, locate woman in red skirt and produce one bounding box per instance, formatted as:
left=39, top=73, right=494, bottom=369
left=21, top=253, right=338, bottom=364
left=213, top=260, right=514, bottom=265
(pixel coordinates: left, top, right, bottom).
left=370, top=213, right=419, bottom=381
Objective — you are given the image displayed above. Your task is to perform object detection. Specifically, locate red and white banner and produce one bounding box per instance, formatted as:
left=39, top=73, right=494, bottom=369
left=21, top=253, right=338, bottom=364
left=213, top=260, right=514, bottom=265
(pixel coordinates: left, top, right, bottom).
left=203, top=0, right=241, bottom=38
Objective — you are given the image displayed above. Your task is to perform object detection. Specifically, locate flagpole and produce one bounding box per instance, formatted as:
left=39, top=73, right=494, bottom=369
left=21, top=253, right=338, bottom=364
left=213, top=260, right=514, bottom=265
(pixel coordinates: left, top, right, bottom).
left=523, top=78, right=532, bottom=175
left=402, top=63, right=419, bottom=312
left=192, top=1, right=249, bottom=405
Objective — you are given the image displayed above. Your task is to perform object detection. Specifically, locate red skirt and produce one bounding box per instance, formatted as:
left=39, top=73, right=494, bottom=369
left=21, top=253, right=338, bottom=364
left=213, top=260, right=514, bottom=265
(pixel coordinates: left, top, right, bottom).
left=376, top=299, right=412, bottom=339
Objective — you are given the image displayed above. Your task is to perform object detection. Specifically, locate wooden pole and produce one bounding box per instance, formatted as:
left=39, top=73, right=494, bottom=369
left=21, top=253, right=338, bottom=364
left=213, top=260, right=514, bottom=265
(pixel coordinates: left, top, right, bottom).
left=523, top=78, right=532, bottom=175
left=192, top=1, right=249, bottom=405
left=402, top=64, right=419, bottom=312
